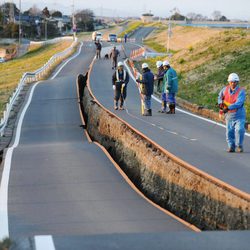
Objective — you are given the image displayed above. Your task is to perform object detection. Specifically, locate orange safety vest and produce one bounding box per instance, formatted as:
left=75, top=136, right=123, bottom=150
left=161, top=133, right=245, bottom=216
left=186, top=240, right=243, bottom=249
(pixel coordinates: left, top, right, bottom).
left=223, top=85, right=241, bottom=113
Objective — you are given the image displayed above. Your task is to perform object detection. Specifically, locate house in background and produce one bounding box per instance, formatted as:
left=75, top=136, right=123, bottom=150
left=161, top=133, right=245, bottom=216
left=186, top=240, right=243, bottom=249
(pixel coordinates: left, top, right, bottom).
left=141, top=12, right=154, bottom=23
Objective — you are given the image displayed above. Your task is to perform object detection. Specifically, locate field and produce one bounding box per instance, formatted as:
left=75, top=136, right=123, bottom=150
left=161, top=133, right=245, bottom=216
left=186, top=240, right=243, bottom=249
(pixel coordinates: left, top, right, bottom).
left=142, top=25, right=250, bottom=121
left=0, top=40, right=72, bottom=116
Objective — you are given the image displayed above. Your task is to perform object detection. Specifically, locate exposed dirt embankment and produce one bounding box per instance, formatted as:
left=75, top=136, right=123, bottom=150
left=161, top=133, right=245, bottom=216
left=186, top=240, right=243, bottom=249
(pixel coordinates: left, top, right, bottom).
left=81, top=82, right=250, bottom=231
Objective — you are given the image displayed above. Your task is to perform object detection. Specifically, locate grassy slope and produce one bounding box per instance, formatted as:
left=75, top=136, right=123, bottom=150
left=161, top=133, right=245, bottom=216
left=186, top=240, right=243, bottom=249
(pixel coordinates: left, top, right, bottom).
left=118, top=21, right=143, bottom=38
left=0, top=41, right=72, bottom=115
left=142, top=26, right=250, bottom=121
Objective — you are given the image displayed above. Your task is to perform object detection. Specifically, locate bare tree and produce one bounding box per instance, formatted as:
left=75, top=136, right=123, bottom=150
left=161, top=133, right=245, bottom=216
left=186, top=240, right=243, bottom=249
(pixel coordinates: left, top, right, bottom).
left=75, top=9, right=94, bottom=31
left=212, top=10, right=222, bottom=21
left=29, top=5, right=41, bottom=16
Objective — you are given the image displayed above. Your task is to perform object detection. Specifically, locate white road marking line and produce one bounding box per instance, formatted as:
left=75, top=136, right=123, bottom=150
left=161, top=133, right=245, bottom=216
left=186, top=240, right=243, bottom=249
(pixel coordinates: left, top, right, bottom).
left=0, top=81, right=39, bottom=238
left=0, top=42, right=83, bottom=239
left=124, top=60, right=250, bottom=138
left=123, top=60, right=197, bottom=141
left=51, top=42, right=83, bottom=80
left=35, top=235, right=56, bottom=250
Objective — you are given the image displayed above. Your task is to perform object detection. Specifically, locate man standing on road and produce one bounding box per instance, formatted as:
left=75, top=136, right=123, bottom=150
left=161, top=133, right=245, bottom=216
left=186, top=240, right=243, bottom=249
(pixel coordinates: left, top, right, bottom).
left=218, top=73, right=246, bottom=153
left=154, top=61, right=167, bottom=113
left=110, top=46, right=120, bottom=69
left=112, top=61, right=129, bottom=110
left=124, top=33, right=128, bottom=43
left=94, top=40, right=102, bottom=59
left=155, top=61, right=165, bottom=93
left=162, top=60, right=178, bottom=114
left=136, top=63, right=154, bottom=116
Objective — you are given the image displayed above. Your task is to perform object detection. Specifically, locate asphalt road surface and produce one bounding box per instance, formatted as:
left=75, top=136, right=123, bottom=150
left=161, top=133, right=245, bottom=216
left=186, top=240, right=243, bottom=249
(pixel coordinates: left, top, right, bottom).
left=0, top=33, right=249, bottom=249
left=90, top=29, right=250, bottom=194
left=1, top=41, right=193, bottom=244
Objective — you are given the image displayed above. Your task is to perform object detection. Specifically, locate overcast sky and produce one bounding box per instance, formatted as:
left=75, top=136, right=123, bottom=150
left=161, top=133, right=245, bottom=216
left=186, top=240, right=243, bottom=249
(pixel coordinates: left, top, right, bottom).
left=15, top=0, right=250, bottom=20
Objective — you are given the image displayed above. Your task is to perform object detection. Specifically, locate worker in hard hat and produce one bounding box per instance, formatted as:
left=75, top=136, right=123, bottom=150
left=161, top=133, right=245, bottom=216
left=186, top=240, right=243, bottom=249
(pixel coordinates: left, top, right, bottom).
left=155, top=61, right=165, bottom=92
left=218, top=73, right=246, bottom=153
left=136, top=63, right=154, bottom=116
left=162, top=60, right=178, bottom=114
left=154, top=61, right=167, bottom=113
left=112, top=61, right=129, bottom=110
left=110, top=46, right=120, bottom=69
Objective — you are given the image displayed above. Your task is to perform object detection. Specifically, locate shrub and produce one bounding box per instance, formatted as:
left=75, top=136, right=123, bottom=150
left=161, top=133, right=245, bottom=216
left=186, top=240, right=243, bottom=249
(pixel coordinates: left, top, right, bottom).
left=178, top=58, right=185, bottom=64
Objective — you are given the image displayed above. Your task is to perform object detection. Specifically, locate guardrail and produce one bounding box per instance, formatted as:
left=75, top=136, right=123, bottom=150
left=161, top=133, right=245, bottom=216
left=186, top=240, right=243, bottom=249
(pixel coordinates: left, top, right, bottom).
left=0, top=38, right=78, bottom=137
left=130, top=47, right=167, bottom=59
left=29, top=36, right=74, bottom=46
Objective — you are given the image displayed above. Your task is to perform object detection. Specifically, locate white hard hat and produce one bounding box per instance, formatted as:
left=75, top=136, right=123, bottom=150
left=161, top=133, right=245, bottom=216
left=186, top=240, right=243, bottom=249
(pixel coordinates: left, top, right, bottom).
left=142, top=63, right=149, bottom=69
left=228, top=73, right=239, bottom=82
left=156, top=61, right=163, bottom=68
left=163, top=60, right=170, bottom=66
left=117, top=61, right=124, bottom=67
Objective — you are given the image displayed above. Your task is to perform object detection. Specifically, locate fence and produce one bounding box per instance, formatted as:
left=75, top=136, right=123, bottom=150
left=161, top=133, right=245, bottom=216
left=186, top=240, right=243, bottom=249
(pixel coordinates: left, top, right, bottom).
left=0, top=38, right=78, bottom=137
left=130, top=47, right=145, bottom=59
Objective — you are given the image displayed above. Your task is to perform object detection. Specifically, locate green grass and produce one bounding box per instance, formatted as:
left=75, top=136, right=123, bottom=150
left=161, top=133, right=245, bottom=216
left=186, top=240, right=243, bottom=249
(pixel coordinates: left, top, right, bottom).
left=119, top=21, right=143, bottom=38
left=143, top=38, right=167, bottom=53
left=178, top=51, right=250, bottom=120
left=0, top=40, right=73, bottom=116
left=0, top=237, right=12, bottom=250
left=138, top=27, right=250, bottom=122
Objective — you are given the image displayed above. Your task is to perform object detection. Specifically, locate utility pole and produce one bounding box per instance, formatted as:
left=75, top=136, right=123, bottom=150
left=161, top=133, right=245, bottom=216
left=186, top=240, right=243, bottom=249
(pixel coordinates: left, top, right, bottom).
left=19, top=0, right=22, bottom=48
left=72, top=0, right=76, bottom=40
left=167, top=9, right=174, bottom=56
left=45, top=19, right=47, bottom=40
left=167, top=18, right=171, bottom=54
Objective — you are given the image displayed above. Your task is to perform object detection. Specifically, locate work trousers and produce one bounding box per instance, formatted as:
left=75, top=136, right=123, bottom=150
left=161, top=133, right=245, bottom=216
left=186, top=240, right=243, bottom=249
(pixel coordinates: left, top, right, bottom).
left=143, top=95, right=152, bottom=110
left=96, top=49, right=101, bottom=59
left=114, top=82, right=127, bottom=106
left=226, top=117, right=245, bottom=149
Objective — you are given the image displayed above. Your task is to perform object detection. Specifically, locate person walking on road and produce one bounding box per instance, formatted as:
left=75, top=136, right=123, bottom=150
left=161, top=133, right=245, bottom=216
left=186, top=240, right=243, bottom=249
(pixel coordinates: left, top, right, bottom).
left=112, top=61, right=129, bottom=110
left=124, top=33, right=128, bottom=43
left=110, top=46, right=120, bottom=69
left=136, top=63, right=154, bottom=116
left=218, top=73, right=246, bottom=153
left=94, top=40, right=102, bottom=59
left=162, top=60, right=178, bottom=114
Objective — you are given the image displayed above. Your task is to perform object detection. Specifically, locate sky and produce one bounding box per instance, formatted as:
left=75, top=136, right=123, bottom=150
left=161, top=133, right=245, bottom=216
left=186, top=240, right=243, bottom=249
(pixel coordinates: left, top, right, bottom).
left=13, top=0, right=250, bottom=20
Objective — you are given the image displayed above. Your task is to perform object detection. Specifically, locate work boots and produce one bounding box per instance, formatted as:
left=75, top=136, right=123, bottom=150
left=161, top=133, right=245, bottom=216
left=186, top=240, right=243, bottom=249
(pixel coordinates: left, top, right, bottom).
left=167, top=103, right=175, bottom=114
left=114, top=101, right=118, bottom=110
left=143, top=109, right=152, bottom=116
left=158, top=101, right=167, bottom=113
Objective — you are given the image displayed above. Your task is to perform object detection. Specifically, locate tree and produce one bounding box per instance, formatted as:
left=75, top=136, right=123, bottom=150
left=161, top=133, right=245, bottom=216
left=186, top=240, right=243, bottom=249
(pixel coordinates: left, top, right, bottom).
left=2, top=22, right=19, bottom=38
left=51, top=11, right=62, bottom=18
left=23, top=5, right=41, bottom=16
left=0, top=10, right=3, bottom=24
left=170, top=12, right=186, bottom=21
left=219, top=15, right=229, bottom=22
left=0, top=2, right=19, bottom=22
left=186, top=12, right=208, bottom=21
left=212, top=10, right=222, bottom=21
left=42, top=7, right=50, bottom=18
left=75, top=9, right=94, bottom=31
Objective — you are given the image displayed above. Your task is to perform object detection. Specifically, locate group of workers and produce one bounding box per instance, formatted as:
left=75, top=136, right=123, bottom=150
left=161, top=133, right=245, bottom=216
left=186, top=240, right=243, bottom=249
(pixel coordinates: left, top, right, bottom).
left=112, top=59, right=178, bottom=116
left=111, top=59, right=246, bottom=153
left=93, top=38, right=246, bottom=153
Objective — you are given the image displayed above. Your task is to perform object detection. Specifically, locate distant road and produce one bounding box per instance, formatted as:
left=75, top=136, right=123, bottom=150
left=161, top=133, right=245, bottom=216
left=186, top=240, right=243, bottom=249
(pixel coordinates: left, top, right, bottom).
left=4, top=41, right=190, bottom=239
left=181, top=22, right=250, bottom=28
left=90, top=27, right=250, bottom=194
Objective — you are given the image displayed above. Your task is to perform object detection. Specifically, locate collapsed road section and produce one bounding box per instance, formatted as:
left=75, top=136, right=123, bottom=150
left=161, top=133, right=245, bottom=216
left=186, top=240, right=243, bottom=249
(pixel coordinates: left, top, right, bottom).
left=78, top=69, right=250, bottom=231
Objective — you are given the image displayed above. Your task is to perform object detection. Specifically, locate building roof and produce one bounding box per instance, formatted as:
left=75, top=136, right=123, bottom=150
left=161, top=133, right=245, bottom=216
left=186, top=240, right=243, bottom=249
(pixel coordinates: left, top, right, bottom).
left=142, top=13, right=154, bottom=17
